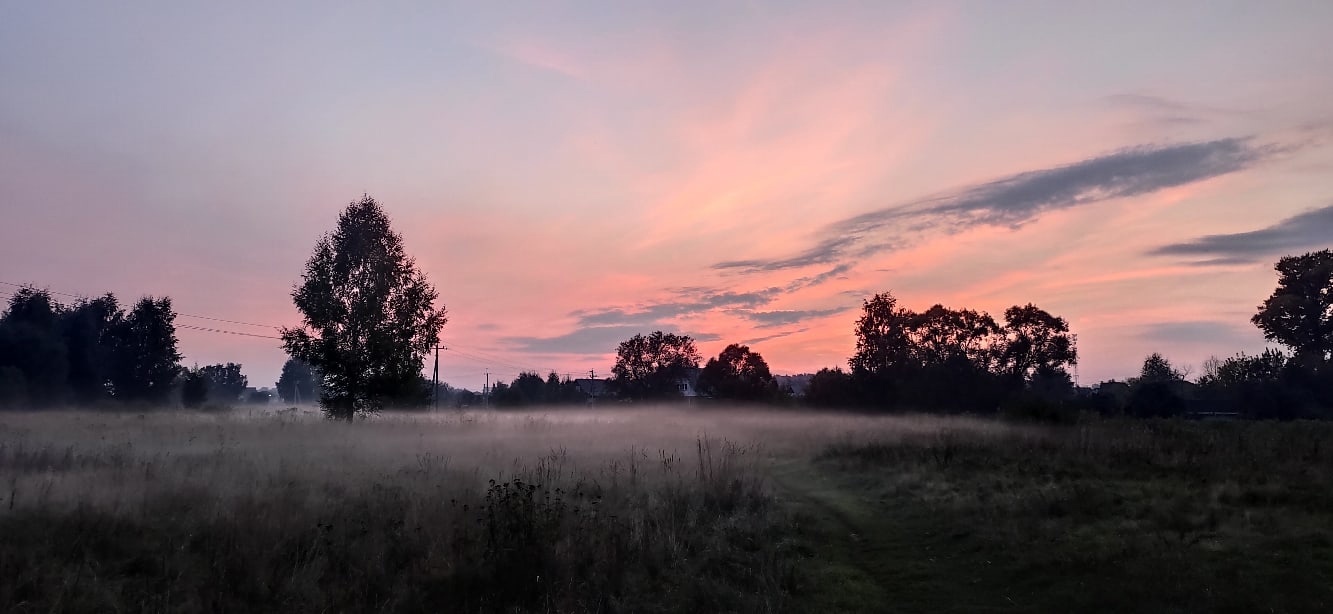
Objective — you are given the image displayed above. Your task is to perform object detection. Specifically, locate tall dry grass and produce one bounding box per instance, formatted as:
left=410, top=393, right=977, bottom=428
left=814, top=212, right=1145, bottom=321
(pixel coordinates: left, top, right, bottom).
left=0, top=406, right=1003, bottom=612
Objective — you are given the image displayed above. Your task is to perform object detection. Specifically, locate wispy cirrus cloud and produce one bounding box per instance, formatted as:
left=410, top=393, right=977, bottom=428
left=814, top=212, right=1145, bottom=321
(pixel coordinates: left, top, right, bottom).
left=742, top=306, right=854, bottom=328
left=739, top=328, right=809, bottom=346
left=1102, top=93, right=1249, bottom=128
left=571, top=287, right=783, bottom=327
left=715, top=138, right=1274, bottom=273
left=1149, top=204, right=1333, bottom=265
left=501, top=325, right=721, bottom=355
left=570, top=261, right=856, bottom=329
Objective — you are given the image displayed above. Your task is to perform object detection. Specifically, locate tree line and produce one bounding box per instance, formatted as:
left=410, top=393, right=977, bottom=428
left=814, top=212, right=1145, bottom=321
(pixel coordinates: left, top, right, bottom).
left=0, top=287, right=324, bottom=409
left=573, top=250, right=1333, bottom=422
left=0, top=289, right=182, bottom=407
left=591, top=300, right=1077, bottom=413
left=6, top=192, right=1329, bottom=422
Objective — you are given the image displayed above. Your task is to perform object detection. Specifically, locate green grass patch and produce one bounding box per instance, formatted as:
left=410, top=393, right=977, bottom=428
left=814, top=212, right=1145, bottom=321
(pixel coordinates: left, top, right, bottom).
left=797, top=420, right=1333, bottom=613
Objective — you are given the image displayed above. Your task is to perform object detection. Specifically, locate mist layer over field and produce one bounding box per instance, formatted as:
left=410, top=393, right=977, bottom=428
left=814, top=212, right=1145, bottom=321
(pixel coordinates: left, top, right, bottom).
left=8, top=408, right=1329, bottom=612
left=0, top=407, right=1009, bottom=511
left=0, top=406, right=1016, bottom=612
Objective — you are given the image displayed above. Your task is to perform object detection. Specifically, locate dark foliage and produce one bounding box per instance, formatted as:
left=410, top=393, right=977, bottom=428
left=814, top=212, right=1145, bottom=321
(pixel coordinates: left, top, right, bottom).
left=1126, top=382, right=1186, bottom=418
left=697, top=344, right=778, bottom=402
left=108, top=297, right=182, bottom=403
left=803, top=367, right=857, bottom=408
left=839, top=292, right=1076, bottom=412
left=0, top=288, right=182, bottom=408
left=492, top=372, right=585, bottom=407
left=275, top=358, right=321, bottom=404
left=281, top=196, right=448, bottom=420
left=1252, top=249, right=1333, bottom=363
left=61, top=294, right=123, bottom=403
left=0, top=289, right=68, bottom=406
left=610, top=331, right=700, bottom=401
left=181, top=368, right=208, bottom=408
left=197, top=363, right=248, bottom=404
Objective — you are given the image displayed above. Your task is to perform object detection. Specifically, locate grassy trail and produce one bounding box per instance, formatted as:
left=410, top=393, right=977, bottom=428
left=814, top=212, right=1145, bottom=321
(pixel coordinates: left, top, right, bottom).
left=771, top=461, right=1034, bottom=614
left=770, top=461, right=891, bottom=612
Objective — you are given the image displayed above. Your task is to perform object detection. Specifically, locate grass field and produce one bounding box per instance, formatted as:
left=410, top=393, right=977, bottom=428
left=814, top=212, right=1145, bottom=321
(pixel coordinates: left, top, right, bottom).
left=1, top=408, right=1330, bottom=612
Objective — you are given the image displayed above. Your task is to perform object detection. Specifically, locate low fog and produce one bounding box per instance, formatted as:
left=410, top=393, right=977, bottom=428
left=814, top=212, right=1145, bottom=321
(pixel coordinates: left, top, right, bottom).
left=0, top=405, right=1018, bottom=513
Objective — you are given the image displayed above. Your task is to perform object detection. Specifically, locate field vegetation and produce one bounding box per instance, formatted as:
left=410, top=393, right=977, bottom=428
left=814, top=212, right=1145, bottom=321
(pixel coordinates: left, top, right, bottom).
left=3, top=407, right=1329, bottom=612
left=803, top=418, right=1333, bottom=612
left=0, top=407, right=817, bottom=612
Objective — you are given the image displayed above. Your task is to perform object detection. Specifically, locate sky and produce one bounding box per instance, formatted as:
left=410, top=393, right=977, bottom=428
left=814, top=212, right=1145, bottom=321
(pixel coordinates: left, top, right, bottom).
left=2, top=1, right=1332, bottom=390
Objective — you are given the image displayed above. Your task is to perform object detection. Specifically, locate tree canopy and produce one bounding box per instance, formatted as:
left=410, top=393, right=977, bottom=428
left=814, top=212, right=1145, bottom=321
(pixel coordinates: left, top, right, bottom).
left=0, top=288, right=181, bottom=408
left=108, top=297, right=181, bottom=403
left=281, top=195, right=448, bottom=420
left=198, top=363, right=248, bottom=403
left=275, top=358, right=320, bottom=404
left=1253, top=249, right=1333, bottom=364
left=611, top=331, right=700, bottom=400
left=697, top=343, right=778, bottom=402
left=844, top=293, right=1077, bottom=411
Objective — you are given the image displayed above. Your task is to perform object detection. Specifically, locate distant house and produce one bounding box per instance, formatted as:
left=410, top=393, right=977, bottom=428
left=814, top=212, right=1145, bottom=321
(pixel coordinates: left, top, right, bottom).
left=775, top=374, right=813, bottom=397
left=244, top=387, right=273, bottom=405
left=574, top=378, right=612, bottom=401
left=575, top=370, right=702, bottom=402
left=678, top=367, right=703, bottom=400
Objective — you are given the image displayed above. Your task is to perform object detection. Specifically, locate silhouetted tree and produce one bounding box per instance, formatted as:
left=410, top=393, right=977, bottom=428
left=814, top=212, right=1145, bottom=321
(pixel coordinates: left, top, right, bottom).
left=848, top=294, right=1033, bottom=411
left=61, top=294, right=123, bottom=403
left=109, top=297, right=181, bottom=403
left=181, top=367, right=208, bottom=408
left=1198, top=350, right=1300, bottom=420
left=907, top=305, right=1001, bottom=369
left=0, top=366, right=24, bottom=408
left=544, top=372, right=563, bottom=403
left=902, top=305, right=1007, bottom=411
left=488, top=380, right=509, bottom=405
left=698, top=343, right=778, bottom=402
left=849, top=292, right=914, bottom=377
left=1126, top=353, right=1187, bottom=418
left=275, top=358, right=321, bottom=404
left=281, top=196, right=448, bottom=420
left=1127, top=382, right=1186, bottom=418
left=1136, top=352, right=1184, bottom=385
left=1028, top=365, right=1075, bottom=401
left=539, top=372, right=584, bottom=405
left=611, top=331, right=700, bottom=400
left=804, top=367, right=856, bottom=408
left=999, top=304, right=1077, bottom=384
left=510, top=372, right=547, bottom=406
left=198, top=363, right=248, bottom=404
left=0, top=288, right=68, bottom=406
left=1253, top=250, right=1333, bottom=365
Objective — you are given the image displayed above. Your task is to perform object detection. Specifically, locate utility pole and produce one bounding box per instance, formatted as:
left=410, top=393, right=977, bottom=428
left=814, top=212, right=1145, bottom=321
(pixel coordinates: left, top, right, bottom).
left=484, top=371, right=490, bottom=407
left=588, top=369, right=597, bottom=403
left=432, top=344, right=442, bottom=411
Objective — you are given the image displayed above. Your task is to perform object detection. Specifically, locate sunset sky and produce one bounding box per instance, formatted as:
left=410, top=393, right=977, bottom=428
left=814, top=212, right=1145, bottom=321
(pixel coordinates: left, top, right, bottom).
left=3, top=2, right=1332, bottom=390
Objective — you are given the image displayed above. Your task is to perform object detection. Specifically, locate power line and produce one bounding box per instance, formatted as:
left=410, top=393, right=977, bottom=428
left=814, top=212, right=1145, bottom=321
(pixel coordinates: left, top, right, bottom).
left=176, top=324, right=283, bottom=340
left=0, top=280, right=282, bottom=329
left=178, top=314, right=280, bottom=329
left=3, top=281, right=565, bottom=378
left=445, top=346, right=544, bottom=374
